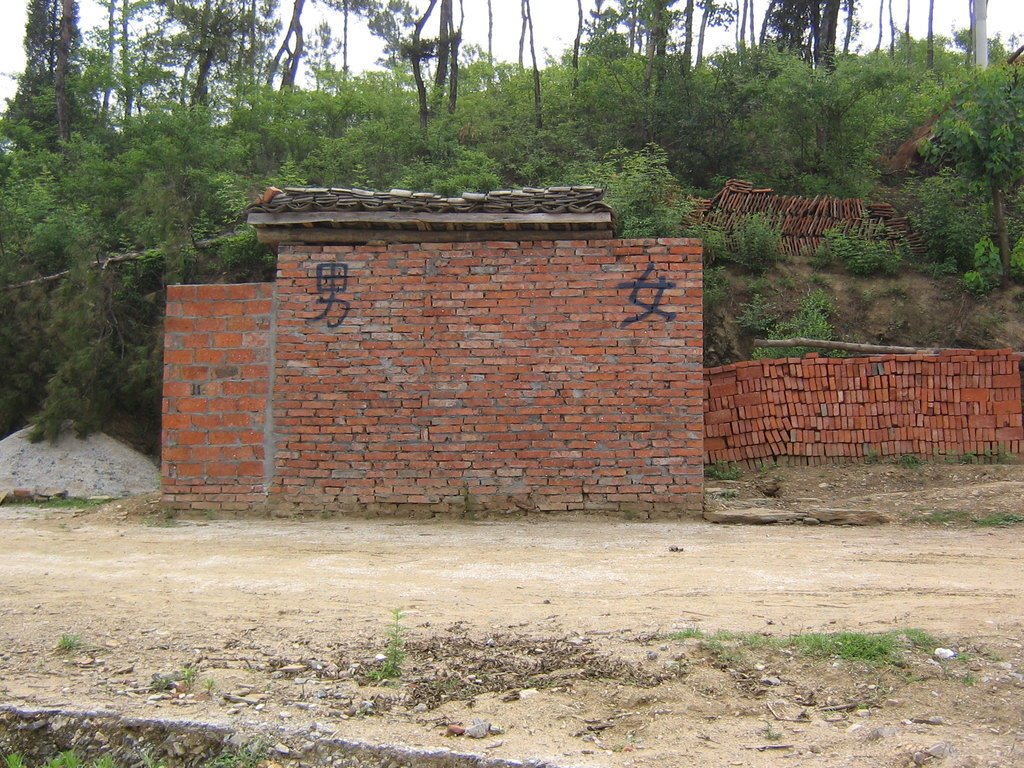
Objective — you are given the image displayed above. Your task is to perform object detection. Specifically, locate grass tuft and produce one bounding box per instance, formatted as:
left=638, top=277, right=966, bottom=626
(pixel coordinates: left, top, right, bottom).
left=56, top=634, right=83, bottom=654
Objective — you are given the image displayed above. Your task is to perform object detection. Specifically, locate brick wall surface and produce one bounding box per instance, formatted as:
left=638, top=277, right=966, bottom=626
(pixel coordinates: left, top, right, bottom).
left=705, top=349, right=1024, bottom=465
left=269, top=238, right=704, bottom=515
left=161, top=283, right=274, bottom=509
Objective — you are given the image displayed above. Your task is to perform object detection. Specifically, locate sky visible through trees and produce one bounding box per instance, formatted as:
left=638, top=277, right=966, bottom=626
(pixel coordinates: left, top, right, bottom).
left=0, top=0, right=1019, bottom=101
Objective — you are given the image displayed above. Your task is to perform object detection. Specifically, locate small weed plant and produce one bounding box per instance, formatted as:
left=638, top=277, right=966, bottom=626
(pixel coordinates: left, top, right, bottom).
left=705, top=461, right=741, bottom=481
left=206, top=743, right=266, bottom=768
left=897, top=454, right=923, bottom=469
left=668, top=628, right=935, bottom=668
left=56, top=634, right=83, bottom=653
left=370, top=608, right=406, bottom=681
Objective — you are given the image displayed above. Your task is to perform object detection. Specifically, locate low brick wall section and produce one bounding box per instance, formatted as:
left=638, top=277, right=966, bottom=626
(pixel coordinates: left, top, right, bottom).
left=705, top=349, right=1023, bottom=465
left=161, top=284, right=273, bottom=509
left=161, top=239, right=704, bottom=515
left=270, top=239, right=703, bottom=515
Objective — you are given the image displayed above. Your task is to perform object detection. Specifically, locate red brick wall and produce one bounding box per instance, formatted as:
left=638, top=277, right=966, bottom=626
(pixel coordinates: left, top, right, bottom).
left=705, top=350, right=1024, bottom=465
left=161, top=284, right=274, bottom=509
left=270, top=239, right=704, bottom=515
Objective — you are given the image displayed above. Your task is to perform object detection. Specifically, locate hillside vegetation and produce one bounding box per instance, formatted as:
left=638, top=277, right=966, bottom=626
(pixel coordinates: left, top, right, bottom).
left=1, top=0, right=1023, bottom=452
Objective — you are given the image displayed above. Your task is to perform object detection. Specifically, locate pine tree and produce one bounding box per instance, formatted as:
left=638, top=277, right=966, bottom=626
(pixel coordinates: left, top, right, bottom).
left=6, top=0, right=81, bottom=147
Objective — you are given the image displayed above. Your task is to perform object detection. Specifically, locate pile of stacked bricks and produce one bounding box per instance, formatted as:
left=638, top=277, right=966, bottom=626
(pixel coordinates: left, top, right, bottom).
left=690, top=179, right=925, bottom=257
left=705, top=349, right=1023, bottom=465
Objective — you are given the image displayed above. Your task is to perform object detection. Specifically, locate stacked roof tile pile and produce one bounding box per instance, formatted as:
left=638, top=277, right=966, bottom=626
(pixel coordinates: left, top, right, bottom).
left=248, top=186, right=613, bottom=215
left=705, top=349, right=1022, bottom=465
left=691, top=179, right=925, bottom=256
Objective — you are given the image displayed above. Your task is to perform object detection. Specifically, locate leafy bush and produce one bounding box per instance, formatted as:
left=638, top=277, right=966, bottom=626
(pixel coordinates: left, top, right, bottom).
left=1010, top=237, right=1024, bottom=283
left=683, top=224, right=727, bottom=266
left=703, top=266, right=728, bottom=310
left=753, top=290, right=839, bottom=358
left=818, top=228, right=902, bottom=276
left=962, top=237, right=1002, bottom=295
left=737, top=293, right=779, bottom=335
left=910, top=169, right=988, bottom=272
left=594, top=146, right=692, bottom=238
left=729, top=214, right=783, bottom=273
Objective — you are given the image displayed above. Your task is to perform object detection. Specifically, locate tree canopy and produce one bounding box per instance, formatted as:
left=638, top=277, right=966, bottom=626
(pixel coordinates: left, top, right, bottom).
left=0, top=0, right=1022, bottom=447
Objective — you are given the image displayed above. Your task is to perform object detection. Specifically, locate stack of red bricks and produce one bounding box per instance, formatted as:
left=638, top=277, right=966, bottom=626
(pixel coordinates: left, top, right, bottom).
left=161, top=284, right=273, bottom=509
left=705, top=349, right=1023, bottom=465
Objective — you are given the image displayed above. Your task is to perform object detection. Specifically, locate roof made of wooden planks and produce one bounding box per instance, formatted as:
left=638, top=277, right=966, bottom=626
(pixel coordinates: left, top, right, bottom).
left=246, top=186, right=616, bottom=247
left=690, top=179, right=925, bottom=256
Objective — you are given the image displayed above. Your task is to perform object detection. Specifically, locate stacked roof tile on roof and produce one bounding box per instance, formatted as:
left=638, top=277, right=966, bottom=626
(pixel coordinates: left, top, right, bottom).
left=248, top=186, right=613, bottom=215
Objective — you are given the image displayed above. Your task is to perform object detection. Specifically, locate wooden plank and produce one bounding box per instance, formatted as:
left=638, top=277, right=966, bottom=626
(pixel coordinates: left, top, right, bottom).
left=255, top=226, right=617, bottom=247
left=248, top=211, right=613, bottom=227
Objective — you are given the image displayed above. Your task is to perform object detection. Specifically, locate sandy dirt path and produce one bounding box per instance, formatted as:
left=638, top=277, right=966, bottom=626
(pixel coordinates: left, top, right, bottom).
left=1, top=506, right=1023, bottom=767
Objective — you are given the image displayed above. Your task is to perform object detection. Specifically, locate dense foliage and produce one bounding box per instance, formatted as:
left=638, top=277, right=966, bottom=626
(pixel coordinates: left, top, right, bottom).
left=0, top=0, right=1021, bottom=448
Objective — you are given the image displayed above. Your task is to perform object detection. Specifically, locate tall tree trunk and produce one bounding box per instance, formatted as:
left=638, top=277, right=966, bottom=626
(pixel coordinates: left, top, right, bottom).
left=760, top=0, right=776, bottom=46
left=904, top=0, right=911, bottom=63
left=343, top=0, right=349, bottom=76
left=572, top=0, right=583, bottom=93
left=434, top=0, right=452, bottom=90
left=102, top=0, right=114, bottom=117
left=821, top=0, right=841, bottom=68
left=682, top=0, right=694, bottom=69
left=268, top=0, right=306, bottom=89
left=888, top=0, right=895, bottom=57
left=120, top=0, right=133, bottom=120
left=875, top=0, right=884, bottom=51
left=926, top=0, right=934, bottom=67
left=409, top=0, right=439, bottom=130
left=487, top=0, right=493, bottom=63
left=748, top=0, right=755, bottom=48
left=447, top=0, right=463, bottom=114
left=993, top=185, right=1011, bottom=282
left=55, top=0, right=74, bottom=142
left=525, top=0, right=542, bottom=128
left=519, top=0, right=527, bottom=67
left=738, top=0, right=748, bottom=48
left=843, top=0, right=855, bottom=54
left=697, top=0, right=712, bottom=65
left=809, top=1, right=822, bottom=63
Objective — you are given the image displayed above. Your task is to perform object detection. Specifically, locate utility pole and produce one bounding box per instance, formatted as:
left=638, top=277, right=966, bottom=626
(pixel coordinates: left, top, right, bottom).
left=973, top=0, right=988, bottom=67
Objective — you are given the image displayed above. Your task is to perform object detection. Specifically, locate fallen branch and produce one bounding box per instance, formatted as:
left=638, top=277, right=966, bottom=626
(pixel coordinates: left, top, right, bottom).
left=2, top=229, right=246, bottom=292
left=4, top=251, right=145, bottom=290
left=752, top=338, right=951, bottom=355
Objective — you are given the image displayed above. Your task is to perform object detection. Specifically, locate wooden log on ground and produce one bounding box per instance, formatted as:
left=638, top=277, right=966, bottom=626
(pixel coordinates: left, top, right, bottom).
left=752, top=338, right=951, bottom=355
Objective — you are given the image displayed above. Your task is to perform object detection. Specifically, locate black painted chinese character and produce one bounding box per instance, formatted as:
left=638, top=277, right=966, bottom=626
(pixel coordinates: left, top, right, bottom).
left=617, top=263, right=677, bottom=328
left=311, top=261, right=350, bottom=328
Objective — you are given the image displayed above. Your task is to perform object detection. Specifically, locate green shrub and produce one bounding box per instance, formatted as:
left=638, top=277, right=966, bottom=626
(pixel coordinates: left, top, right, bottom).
left=729, top=213, right=783, bottom=273
left=705, top=461, right=741, bottom=480
left=703, top=266, right=728, bottom=310
left=1010, top=237, right=1024, bottom=283
left=737, top=293, right=778, bottom=335
left=753, top=290, right=839, bottom=358
left=963, top=237, right=1002, bottom=295
left=684, top=224, right=727, bottom=266
left=910, top=169, right=988, bottom=272
left=597, top=146, right=692, bottom=238
left=818, top=228, right=902, bottom=276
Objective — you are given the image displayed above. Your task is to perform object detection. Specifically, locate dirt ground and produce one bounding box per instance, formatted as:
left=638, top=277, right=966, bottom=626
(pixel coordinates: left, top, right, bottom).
left=1, top=462, right=1023, bottom=768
